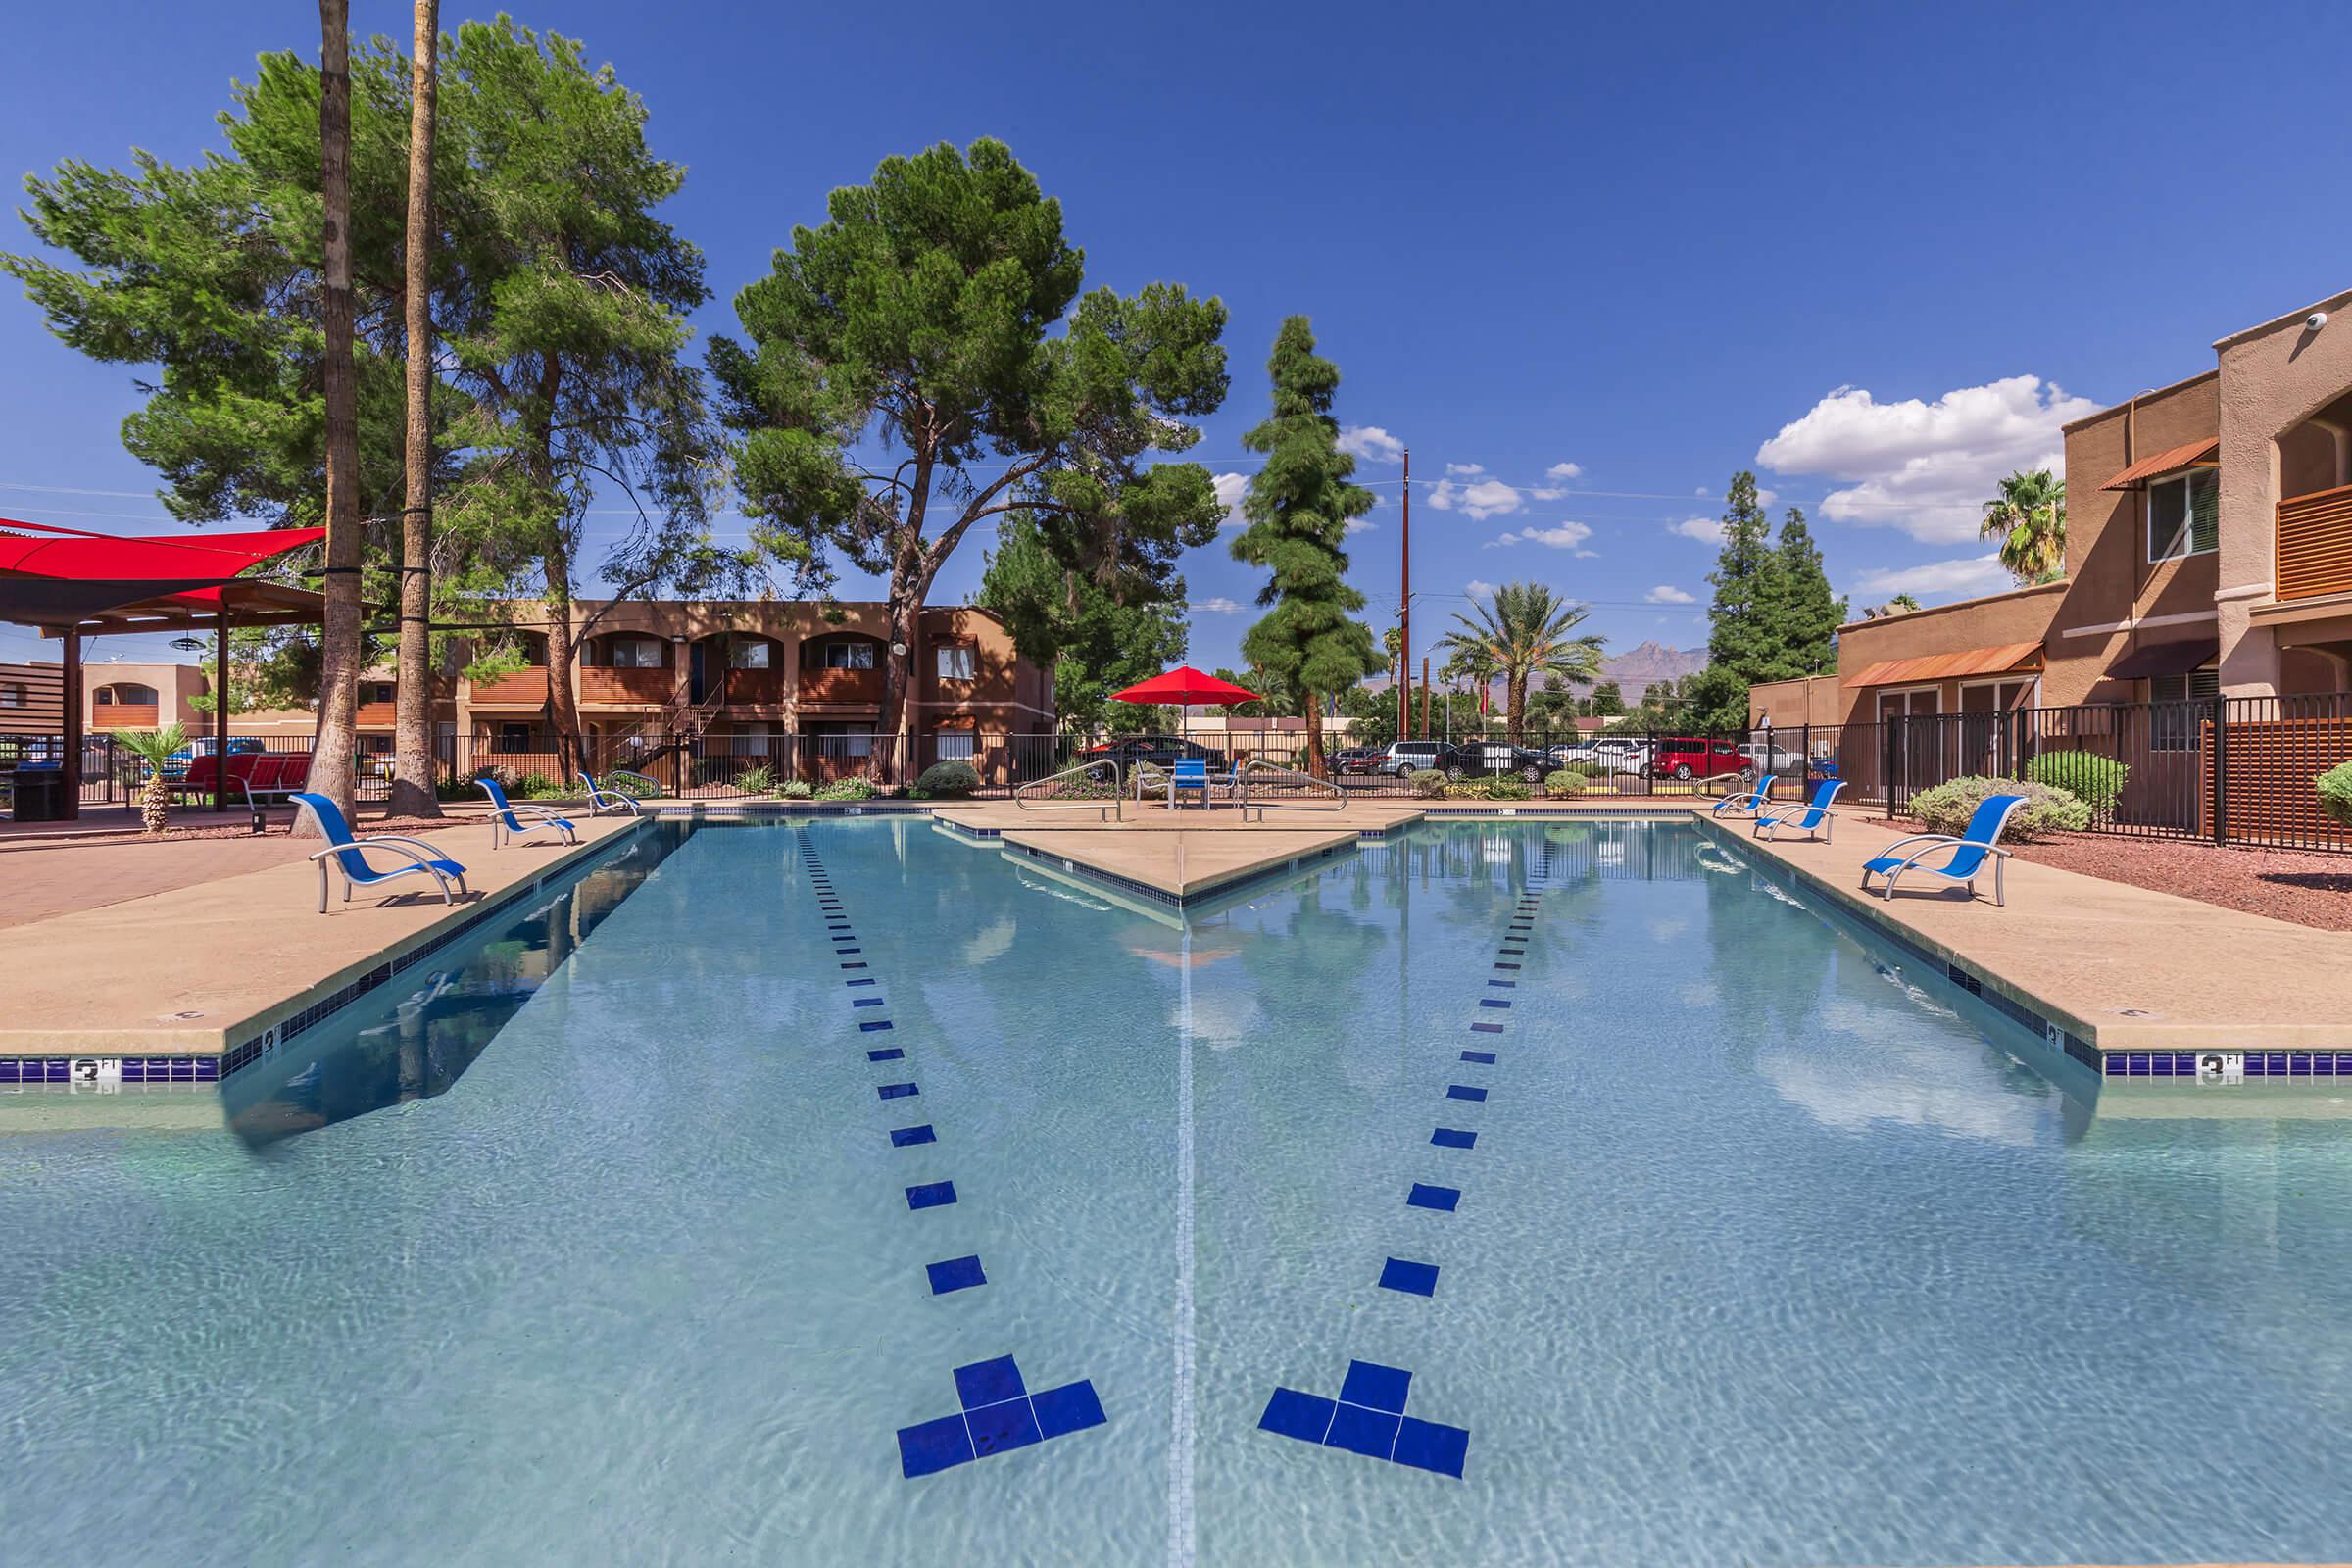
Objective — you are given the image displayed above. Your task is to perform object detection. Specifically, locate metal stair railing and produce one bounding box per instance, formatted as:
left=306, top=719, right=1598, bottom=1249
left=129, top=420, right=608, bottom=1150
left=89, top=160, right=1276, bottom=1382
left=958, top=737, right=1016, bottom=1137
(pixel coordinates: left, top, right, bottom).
left=1235, top=758, right=1346, bottom=819
left=1012, top=758, right=1123, bottom=820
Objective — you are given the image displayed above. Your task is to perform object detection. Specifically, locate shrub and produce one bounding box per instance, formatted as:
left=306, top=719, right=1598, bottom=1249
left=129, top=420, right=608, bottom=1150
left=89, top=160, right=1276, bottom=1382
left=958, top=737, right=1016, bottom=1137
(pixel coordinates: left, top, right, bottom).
left=435, top=775, right=481, bottom=802
left=1906, top=774, right=2089, bottom=841
left=776, top=779, right=813, bottom=800
left=734, top=762, right=777, bottom=795
left=1405, top=768, right=1449, bottom=799
left=812, top=777, right=878, bottom=802
left=2023, top=750, right=2128, bottom=815
left=914, top=760, right=980, bottom=798
left=1544, top=769, right=1587, bottom=797
left=507, top=771, right=558, bottom=799
left=1444, top=777, right=1535, bottom=801
left=599, top=769, right=659, bottom=800
left=2319, top=760, right=2352, bottom=827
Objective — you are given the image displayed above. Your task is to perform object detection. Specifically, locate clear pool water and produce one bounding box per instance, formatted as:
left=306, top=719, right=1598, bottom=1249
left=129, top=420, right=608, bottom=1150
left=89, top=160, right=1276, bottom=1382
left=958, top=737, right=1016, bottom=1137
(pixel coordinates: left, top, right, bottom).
left=4, top=818, right=2350, bottom=1566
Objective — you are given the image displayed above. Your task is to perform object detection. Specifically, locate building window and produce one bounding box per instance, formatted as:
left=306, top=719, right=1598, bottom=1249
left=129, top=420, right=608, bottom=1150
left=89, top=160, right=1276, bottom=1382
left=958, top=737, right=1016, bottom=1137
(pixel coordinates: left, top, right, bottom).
left=609, top=635, right=664, bottom=668
left=935, top=727, right=976, bottom=760
left=821, top=641, right=875, bottom=670
left=0, top=683, right=22, bottom=709
left=496, top=723, right=533, bottom=754
left=368, top=682, right=395, bottom=704
left=832, top=731, right=872, bottom=759
left=2147, top=469, right=2219, bottom=562
left=729, top=640, right=771, bottom=670
left=936, top=644, right=976, bottom=681
left=96, top=683, right=159, bottom=707
left=2149, top=668, right=2220, bottom=751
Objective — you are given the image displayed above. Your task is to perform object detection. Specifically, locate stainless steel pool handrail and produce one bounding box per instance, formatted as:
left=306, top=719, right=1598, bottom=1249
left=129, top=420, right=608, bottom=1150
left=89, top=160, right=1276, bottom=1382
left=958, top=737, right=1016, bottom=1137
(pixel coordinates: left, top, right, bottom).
left=1012, top=760, right=1122, bottom=820
left=1235, top=759, right=1346, bottom=819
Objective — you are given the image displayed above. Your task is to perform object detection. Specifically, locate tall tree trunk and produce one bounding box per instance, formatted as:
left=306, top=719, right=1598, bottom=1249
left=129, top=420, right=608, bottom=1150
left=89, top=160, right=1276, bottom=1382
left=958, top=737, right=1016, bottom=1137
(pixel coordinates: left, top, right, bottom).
left=304, top=0, right=364, bottom=831
left=1303, top=688, right=1325, bottom=778
left=543, top=550, right=585, bottom=786
left=879, top=573, right=923, bottom=788
left=389, top=0, right=442, bottom=819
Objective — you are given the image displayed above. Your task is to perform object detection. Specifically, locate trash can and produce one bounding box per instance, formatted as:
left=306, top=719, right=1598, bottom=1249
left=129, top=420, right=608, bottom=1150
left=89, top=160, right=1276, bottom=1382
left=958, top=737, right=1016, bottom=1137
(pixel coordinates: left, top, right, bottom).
left=9, top=762, right=67, bottom=822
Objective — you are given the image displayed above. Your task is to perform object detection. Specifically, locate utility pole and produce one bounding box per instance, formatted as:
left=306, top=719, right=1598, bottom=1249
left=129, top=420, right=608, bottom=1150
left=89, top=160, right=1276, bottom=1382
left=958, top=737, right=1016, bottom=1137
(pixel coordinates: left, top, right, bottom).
left=1420, top=657, right=1431, bottom=740
left=1397, top=448, right=1411, bottom=742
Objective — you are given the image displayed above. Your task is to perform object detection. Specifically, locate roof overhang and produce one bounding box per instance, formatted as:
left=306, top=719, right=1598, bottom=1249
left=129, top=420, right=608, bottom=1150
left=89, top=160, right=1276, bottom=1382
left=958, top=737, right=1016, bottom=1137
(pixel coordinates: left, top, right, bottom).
left=1842, top=642, right=2043, bottom=689
left=2101, top=438, right=2219, bottom=491
left=2104, top=637, right=2220, bottom=679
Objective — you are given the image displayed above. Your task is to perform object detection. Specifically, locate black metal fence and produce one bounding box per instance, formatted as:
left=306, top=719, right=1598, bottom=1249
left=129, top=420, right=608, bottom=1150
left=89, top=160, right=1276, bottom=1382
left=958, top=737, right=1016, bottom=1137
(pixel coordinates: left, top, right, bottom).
left=1881, top=694, right=2352, bottom=854
left=0, top=730, right=458, bottom=809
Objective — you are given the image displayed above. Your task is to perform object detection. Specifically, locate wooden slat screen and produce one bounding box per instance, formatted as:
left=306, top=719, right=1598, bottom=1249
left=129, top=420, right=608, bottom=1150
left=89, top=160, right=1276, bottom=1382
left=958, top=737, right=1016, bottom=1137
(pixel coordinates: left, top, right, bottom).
left=0, top=662, right=65, bottom=730
left=2201, top=715, right=2352, bottom=847
left=2277, top=483, right=2352, bottom=601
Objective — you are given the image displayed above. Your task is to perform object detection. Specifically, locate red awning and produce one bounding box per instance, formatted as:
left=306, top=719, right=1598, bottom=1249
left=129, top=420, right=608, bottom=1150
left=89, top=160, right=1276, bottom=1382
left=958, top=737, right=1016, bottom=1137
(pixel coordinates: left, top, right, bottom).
left=1110, top=665, right=1262, bottom=706
left=1841, top=642, right=2044, bottom=689
left=2099, top=439, right=2218, bottom=491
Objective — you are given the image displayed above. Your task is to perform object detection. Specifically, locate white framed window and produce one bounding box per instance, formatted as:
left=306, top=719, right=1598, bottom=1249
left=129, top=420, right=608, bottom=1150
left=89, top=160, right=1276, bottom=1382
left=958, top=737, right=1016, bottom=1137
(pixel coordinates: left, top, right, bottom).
left=822, top=642, right=875, bottom=670
left=609, top=635, right=664, bottom=668
left=935, top=728, right=976, bottom=760
left=837, top=731, right=872, bottom=759
left=2147, top=468, right=2219, bottom=563
left=936, top=644, right=976, bottom=681
left=729, top=640, right=771, bottom=670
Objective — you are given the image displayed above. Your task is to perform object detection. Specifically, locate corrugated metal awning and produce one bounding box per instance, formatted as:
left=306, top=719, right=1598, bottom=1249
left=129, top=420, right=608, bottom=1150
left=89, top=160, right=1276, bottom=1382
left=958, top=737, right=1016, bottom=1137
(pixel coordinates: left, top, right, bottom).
left=2104, top=636, right=2219, bottom=680
left=2100, top=438, right=2218, bottom=491
left=1841, top=642, right=2044, bottom=689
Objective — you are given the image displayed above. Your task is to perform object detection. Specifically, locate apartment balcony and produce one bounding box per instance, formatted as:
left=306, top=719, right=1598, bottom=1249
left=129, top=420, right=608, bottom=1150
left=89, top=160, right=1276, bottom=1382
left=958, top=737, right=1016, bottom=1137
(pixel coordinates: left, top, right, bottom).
left=720, top=668, right=787, bottom=708
left=91, top=704, right=159, bottom=729
left=580, top=667, right=674, bottom=707
left=798, top=667, right=881, bottom=706
left=2278, top=483, right=2352, bottom=601
left=467, top=670, right=549, bottom=706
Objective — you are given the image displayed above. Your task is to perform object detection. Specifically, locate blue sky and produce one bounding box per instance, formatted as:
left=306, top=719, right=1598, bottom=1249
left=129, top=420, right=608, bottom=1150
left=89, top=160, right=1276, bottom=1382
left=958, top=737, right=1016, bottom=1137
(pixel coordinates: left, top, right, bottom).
left=3, top=0, right=2346, bottom=673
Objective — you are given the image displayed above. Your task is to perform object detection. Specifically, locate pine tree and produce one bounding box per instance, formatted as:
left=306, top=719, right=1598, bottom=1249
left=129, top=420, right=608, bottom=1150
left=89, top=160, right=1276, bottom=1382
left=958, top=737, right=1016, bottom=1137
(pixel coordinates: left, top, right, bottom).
left=1762, top=505, right=1845, bottom=678
left=1229, top=317, right=1383, bottom=777
left=1702, top=471, right=1782, bottom=672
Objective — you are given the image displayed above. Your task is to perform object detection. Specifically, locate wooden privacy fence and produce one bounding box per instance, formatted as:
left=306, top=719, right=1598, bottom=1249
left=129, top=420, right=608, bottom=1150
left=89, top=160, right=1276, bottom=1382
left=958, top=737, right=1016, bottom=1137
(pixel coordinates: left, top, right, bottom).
left=2203, top=711, right=2352, bottom=849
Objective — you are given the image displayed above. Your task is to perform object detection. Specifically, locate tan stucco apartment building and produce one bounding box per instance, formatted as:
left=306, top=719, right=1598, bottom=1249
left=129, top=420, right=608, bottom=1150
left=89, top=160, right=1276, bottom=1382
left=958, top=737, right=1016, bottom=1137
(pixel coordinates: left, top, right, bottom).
left=1824, top=285, right=2352, bottom=727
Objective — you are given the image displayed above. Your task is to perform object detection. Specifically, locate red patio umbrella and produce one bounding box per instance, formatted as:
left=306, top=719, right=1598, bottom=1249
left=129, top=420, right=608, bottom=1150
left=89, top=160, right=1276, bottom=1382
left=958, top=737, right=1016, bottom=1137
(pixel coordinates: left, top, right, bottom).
left=1109, top=665, right=1261, bottom=753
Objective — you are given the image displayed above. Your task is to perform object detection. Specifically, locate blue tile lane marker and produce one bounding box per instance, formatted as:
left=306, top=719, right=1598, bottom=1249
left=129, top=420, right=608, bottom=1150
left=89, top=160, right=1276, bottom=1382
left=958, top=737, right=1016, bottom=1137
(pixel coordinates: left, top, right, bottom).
left=1379, top=1257, right=1440, bottom=1297
left=847, top=978, right=876, bottom=988
left=1431, top=1127, right=1476, bottom=1149
left=1257, top=1360, right=1469, bottom=1479
left=1406, top=1183, right=1460, bottom=1212
left=854, top=997, right=885, bottom=1007
left=890, top=1125, right=936, bottom=1146
left=1446, top=1084, right=1488, bottom=1102
left=898, top=1356, right=1106, bottom=1478
left=1494, top=961, right=1520, bottom=971
left=1470, top=1021, right=1505, bottom=1034
left=1461, top=1051, right=1496, bottom=1064
left=867, top=1048, right=904, bottom=1061
left=1479, top=997, right=1511, bottom=1007
left=926, top=1255, right=986, bottom=1295
left=860, top=1020, right=895, bottom=1033
left=905, top=1180, right=957, bottom=1210
left=878, top=1083, right=919, bottom=1100
left=1487, top=979, right=1516, bottom=988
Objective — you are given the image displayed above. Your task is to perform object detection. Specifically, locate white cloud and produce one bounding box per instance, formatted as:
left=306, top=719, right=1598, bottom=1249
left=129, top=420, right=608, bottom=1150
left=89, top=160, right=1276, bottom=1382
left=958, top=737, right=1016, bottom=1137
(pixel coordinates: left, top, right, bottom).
left=1644, top=585, right=1697, bottom=604
left=1755, top=486, right=1779, bottom=510
left=1489, top=521, right=1594, bottom=551
left=1213, top=471, right=1249, bottom=528
left=1526, top=487, right=1566, bottom=501
left=1445, top=462, right=1485, bottom=476
left=1670, top=516, right=1725, bottom=544
left=1693, top=486, right=1709, bottom=497
left=1345, top=517, right=1376, bottom=534
left=1845, top=555, right=2013, bottom=602
left=1756, top=374, right=2097, bottom=545
left=1546, top=461, right=1584, bottom=481
left=1339, top=425, right=1404, bottom=463
left=1464, top=579, right=1497, bottom=601
left=1188, top=596, right=1244, bottom=613
left=1426, top=477, right=1523, bottom=520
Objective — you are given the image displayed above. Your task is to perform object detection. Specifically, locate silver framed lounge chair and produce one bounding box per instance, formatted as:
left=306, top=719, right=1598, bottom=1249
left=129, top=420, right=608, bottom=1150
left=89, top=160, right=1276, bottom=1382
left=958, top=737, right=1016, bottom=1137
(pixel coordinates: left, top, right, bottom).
left=291, top=792, right=470, bottom=913
left=576, top=771, right=644, bottom=817
left=1754, top=779, right=1844, bottom=843
left=475, top=777, right=579, bottom=849
left=1860, top=794, right=2029, bottom=906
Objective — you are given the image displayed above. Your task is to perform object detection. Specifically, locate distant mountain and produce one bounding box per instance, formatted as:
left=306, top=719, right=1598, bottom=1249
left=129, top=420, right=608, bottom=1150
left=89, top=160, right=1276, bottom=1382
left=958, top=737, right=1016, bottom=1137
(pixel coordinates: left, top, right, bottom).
left=1539, top=640, right=1706, bottom=697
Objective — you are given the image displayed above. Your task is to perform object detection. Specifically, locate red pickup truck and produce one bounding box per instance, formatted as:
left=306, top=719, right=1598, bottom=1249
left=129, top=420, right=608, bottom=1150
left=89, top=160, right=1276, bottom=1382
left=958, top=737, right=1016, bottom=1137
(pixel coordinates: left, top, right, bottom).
left=1646, top=737, right=1751, bottom=782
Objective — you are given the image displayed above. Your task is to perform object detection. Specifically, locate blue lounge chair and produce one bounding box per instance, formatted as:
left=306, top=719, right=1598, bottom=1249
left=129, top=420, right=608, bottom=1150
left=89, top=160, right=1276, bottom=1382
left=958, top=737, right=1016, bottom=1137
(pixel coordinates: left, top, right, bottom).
left=291, top=792, right=470, bottom=914
left=1861, top=794, right=2030, bottom=906
left=476, top=777, right=579, bottom=849
left=1711, top=772, right=1777, bottom=818
left=1754, top=779, right=1845, bottom=843
left=1169, top=757, right=1211, bottom=809
left=576, top=771, right=643, bottom=817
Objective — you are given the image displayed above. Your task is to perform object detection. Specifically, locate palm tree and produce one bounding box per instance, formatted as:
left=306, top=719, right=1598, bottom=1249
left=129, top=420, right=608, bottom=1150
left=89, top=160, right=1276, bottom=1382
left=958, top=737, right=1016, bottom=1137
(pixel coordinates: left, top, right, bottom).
left=116, top=725, right=189, bottom=835
left=1980, top=469, right=2067, bottom=584
left=1435, top=582, right=1604, bottom=745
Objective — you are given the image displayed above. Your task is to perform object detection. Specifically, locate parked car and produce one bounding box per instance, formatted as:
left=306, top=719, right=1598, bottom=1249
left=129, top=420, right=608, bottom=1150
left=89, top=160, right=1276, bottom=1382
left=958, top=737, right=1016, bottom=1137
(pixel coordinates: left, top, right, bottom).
left=1382, top=739, right=1550, bottom=782
left=1646, top=737, right=1752, bottom=782
left=1549, top=737, right=1649, bottom=775
left=1328, top=746, right=1384, bottom=775
left=1082, top=733, right=1229, bottom=777
left=1738, top=738, right=1805, bottom=774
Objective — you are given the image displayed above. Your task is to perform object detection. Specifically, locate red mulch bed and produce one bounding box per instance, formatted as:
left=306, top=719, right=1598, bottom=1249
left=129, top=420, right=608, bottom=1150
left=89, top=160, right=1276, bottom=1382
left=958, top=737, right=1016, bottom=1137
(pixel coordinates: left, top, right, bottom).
left=1867, top=816, right=2352, bottom=932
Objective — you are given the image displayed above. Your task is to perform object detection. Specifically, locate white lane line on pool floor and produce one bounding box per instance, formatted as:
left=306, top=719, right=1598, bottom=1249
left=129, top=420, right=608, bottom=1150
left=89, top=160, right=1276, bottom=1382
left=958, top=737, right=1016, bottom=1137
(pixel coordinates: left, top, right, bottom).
left=1168, top=921, right=1197, bottom=1568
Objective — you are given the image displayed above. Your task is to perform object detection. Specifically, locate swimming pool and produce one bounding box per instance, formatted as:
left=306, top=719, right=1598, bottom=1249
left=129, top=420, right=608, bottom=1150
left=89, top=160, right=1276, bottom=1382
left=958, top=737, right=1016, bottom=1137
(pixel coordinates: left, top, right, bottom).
left=5, top=817, right=2350, bottom=1565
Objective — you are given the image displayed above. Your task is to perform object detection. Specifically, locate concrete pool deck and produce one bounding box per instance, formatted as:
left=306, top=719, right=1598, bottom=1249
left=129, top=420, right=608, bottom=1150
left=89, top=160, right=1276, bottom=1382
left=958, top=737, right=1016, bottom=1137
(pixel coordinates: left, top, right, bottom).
left=1701, top=810, right=2352, bottom=1054
left=0, top=813, right=642, bottom=1056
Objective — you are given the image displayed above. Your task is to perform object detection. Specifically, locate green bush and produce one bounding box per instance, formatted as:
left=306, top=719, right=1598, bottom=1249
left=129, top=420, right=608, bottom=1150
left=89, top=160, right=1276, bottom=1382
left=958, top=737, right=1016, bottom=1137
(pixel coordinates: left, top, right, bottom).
left=1906, top=774, right=2089, bottom=841
left=1544, top=769, right=1587, bottom=797
left=914, top=760, right=981, bottom=798
left=599, top=769, right=659, bottom=799
left=436, top=775, right=482, bottom=802
left=2023, top=750, right=2128, bottom=815
left=776, top=779, right=813, bottom=800
left=2319, top=760, right=2352, bottom=827
left=1405, top=768, right=1448, bottom=799
left=504, top=771, right=558, bottom=799
left=812, top=777, right=878, bottom=802
left=734, top=762, right=776, bottom=794
left=1444, top=777, right=1534, bottom=801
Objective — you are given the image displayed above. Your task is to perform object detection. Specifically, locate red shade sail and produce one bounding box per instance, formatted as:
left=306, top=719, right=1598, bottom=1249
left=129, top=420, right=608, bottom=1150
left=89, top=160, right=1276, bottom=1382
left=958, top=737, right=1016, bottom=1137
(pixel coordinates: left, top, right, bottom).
left=1110, top=665, right=1261, bottom=706
left=0, top=519, right=325, bottom=589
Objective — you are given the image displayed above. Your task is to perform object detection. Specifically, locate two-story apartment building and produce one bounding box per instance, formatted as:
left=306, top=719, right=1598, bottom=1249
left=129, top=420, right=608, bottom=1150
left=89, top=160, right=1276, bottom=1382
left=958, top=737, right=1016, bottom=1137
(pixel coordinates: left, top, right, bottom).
left=459, top=599, right=1053, bottom=779
left=1830, top=285, right=2352, bottom=725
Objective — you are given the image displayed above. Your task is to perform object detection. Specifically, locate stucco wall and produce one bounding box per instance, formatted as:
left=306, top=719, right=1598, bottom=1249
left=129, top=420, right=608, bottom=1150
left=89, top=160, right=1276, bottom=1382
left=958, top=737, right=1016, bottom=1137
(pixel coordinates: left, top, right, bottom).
left=1832, top=583, right=2066, bottom=718
left=2216, top=287, right=2352, bottom=693
left=1746, top=674, right=1841, bottom=728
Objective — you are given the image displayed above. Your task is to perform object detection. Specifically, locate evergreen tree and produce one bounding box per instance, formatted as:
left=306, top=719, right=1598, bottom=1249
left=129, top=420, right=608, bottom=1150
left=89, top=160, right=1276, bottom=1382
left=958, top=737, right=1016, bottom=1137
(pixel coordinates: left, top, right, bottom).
left=977, top=511, right=1187, bottom=732
left=1229, top=317, right=1382, bottom=776
left=1589, top=679, right=1625, bottom=716
left=1762, top=504, right=1845, bottom=678
left=1704, top=470, right=1781, bottom=679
